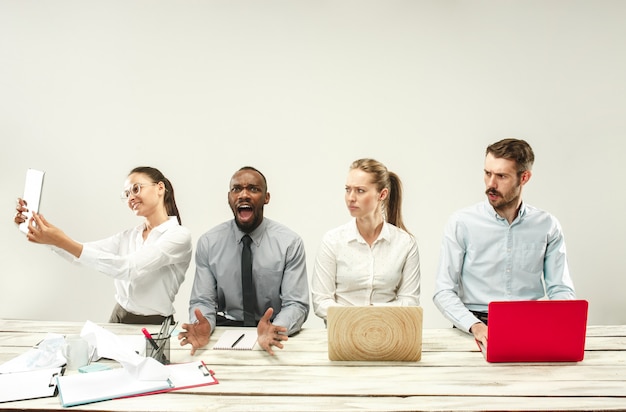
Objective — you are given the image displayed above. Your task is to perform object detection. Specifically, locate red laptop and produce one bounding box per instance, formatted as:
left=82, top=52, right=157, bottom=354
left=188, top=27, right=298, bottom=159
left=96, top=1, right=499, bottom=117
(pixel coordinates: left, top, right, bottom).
left=477, top=300, right=589, bottom=363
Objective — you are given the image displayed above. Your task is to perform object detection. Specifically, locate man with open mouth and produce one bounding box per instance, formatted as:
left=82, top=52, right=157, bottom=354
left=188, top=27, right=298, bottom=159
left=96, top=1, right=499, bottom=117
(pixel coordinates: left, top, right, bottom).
left=179, top=166, right=310, bottom=356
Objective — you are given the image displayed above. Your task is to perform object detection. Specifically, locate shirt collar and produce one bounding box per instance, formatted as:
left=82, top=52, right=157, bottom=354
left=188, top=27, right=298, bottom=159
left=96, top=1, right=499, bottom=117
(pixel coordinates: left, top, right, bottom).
left=140, top=216, right=178, bottom=233
left=234, top=218, right=267, bottom=246
left=348, top=218, right=390, bottom=244
left=483, top=199, right=527, bottom=223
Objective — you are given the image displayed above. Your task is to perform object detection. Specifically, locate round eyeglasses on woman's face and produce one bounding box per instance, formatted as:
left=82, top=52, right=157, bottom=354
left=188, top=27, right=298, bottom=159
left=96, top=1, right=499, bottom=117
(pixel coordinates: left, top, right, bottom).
left=120, top=182, right=157, bottom=200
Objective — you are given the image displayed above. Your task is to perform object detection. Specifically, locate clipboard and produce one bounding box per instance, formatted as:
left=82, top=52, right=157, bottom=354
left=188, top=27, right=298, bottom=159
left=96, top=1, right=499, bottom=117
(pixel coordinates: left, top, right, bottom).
left=0, top=367, right=63, bottom=403
left=138, top=361, right=219, bottom=396
left=18, top=168, right=45, bottom=235
left=57, top=361, right=218, bottom=407
left=57, top=367, right=171, bottom=407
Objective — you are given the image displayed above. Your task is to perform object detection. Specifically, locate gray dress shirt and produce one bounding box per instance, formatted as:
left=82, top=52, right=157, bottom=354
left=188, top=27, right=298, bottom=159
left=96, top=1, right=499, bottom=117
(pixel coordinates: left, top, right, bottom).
left=189, top=218, right=310, bottom=335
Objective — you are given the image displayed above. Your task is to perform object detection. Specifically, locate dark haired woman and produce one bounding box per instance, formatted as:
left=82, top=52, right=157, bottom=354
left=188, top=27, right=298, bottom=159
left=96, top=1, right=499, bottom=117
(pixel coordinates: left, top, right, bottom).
left=14, top=166, right=192, bottom=325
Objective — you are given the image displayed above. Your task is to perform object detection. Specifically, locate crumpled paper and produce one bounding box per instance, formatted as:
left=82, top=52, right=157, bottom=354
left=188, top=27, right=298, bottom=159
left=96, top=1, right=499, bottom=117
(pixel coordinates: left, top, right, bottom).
left=79, top=321, right=169, bottom=381
left=0, top=333, right=66, bottom=373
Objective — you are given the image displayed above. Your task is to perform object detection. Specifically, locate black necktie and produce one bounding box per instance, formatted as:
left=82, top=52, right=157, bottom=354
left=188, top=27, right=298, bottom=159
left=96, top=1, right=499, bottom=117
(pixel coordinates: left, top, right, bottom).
left=241, top=235, right=256, bottom=326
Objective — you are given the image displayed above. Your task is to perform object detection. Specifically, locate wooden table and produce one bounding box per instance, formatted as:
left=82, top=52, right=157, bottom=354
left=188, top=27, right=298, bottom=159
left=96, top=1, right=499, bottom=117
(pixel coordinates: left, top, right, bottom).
left=1, top=319, right=625, bottom=411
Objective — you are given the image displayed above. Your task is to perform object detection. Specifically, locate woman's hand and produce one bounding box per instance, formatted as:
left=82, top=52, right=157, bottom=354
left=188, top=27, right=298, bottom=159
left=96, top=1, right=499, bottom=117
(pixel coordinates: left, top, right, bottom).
left=14, top=198, right=28, bottom=225
left=26, top=212, right=83, bottom=258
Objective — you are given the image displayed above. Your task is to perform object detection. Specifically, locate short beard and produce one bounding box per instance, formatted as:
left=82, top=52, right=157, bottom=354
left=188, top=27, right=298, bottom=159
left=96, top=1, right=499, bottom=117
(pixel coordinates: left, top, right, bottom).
left=234, top=214, right=262, bottom=233
left=486, top=188, right=520, bottom=211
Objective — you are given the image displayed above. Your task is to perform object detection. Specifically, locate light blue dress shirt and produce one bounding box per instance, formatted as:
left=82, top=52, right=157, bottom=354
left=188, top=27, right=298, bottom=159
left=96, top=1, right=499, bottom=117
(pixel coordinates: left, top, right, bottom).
left=189, top=218, right=309, bottom=336
left=433, top=200, right=576, bottom=332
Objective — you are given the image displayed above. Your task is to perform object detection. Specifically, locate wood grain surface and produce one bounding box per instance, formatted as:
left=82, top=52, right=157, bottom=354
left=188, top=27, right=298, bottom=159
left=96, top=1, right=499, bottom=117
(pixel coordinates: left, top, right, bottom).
left=327, top=306, right=423, bottom=361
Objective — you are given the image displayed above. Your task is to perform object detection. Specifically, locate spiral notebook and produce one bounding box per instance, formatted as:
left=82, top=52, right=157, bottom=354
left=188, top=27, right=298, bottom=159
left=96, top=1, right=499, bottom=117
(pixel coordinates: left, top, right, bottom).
left=212, top=330, right=258, bottom=350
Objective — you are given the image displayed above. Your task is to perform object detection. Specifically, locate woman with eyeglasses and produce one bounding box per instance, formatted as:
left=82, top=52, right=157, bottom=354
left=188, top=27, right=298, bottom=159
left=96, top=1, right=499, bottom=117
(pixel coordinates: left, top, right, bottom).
left=13, top=166, right=192, bottom=325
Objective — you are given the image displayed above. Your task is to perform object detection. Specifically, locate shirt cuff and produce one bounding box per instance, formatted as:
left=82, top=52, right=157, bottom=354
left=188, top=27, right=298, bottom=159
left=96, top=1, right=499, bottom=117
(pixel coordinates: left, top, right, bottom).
left=460, top=313, right=482, bottom=333
left=76, top=244, right=98, bottom=266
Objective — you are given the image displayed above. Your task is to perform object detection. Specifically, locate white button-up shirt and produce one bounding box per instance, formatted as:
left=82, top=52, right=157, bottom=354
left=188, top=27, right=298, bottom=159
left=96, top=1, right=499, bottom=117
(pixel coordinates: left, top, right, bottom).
left=312, top=219, right=421, bottom=320
left=56, top=216, right=192, bottom=317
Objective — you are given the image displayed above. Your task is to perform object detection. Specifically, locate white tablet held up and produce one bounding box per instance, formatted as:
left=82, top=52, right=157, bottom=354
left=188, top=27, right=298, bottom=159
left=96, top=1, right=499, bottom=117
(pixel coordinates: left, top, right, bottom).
left=19, top=168, right=45, bottom=235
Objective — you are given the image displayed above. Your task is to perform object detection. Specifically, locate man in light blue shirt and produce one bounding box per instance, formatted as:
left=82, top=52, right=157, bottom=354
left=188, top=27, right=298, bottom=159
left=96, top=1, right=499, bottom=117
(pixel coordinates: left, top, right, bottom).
left=433, top=138, right=575, bottom=347
left=179, top=166, right=310, bottom=355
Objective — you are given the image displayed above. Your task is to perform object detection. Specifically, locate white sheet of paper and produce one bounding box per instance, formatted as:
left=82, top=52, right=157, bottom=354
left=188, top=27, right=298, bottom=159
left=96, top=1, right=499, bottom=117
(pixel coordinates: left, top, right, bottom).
left=18, top=168, right=45, bottom=234
left=56, top=361, right=218, bottom=407
left=212, top=330, right=259, bottom=350
left=79, top=321, right=169, bottom=380
left=0, top=367, right=63, bottom=403
left=0, top=333, right=66, bottom=374
left=56, top=368, right=172, bottom=407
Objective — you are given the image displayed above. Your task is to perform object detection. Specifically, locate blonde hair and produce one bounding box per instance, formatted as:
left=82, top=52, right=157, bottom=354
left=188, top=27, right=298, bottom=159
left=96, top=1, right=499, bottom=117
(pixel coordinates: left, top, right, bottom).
left=350, top=158, right=407, bottom=232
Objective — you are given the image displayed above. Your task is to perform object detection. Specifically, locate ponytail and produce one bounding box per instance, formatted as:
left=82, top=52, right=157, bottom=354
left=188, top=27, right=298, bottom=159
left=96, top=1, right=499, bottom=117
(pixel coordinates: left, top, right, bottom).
left=386, top=171, right=407, bottom=233
left=161, top=177, right=182, bottom=225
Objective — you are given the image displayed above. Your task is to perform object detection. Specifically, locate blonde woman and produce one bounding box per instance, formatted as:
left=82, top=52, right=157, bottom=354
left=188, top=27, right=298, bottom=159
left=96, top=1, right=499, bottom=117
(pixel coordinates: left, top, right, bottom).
left=311, top=158, right=420, bottom=321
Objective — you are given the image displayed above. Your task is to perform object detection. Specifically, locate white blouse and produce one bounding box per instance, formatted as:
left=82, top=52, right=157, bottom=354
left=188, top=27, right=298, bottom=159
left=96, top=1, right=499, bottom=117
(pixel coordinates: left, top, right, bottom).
left=55, top=217, right=192, bottom=317
left=311, top=219, right=421, bottom=320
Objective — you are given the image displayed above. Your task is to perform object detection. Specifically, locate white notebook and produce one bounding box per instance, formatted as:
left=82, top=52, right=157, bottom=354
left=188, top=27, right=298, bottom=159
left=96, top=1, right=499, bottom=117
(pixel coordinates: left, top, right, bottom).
left=212, top=330, right=258, bottom=350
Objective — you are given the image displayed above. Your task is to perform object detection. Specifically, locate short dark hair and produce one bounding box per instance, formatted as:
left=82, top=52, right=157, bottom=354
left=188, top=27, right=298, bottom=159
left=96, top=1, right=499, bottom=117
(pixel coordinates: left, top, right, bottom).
left=237, top=166, right=268, bottom=191
left=486, top=138, right=535, bottom=173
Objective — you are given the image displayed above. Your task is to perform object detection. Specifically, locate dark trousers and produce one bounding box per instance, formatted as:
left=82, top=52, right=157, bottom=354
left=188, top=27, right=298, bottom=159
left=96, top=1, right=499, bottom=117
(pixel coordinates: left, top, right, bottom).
left=108, top=303, right=174, bottom=325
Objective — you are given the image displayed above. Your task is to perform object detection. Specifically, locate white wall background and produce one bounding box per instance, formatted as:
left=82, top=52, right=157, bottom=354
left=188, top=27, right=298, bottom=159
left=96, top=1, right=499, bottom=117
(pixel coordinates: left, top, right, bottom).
left=1, top=0, right=625, bottom=330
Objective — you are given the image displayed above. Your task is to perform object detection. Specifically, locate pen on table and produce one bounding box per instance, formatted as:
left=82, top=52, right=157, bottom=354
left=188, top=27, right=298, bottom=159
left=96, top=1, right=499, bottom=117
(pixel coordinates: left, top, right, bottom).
left=142, top=327, right=160, bottom=351
left=231, top=333, right=245, bottom=348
